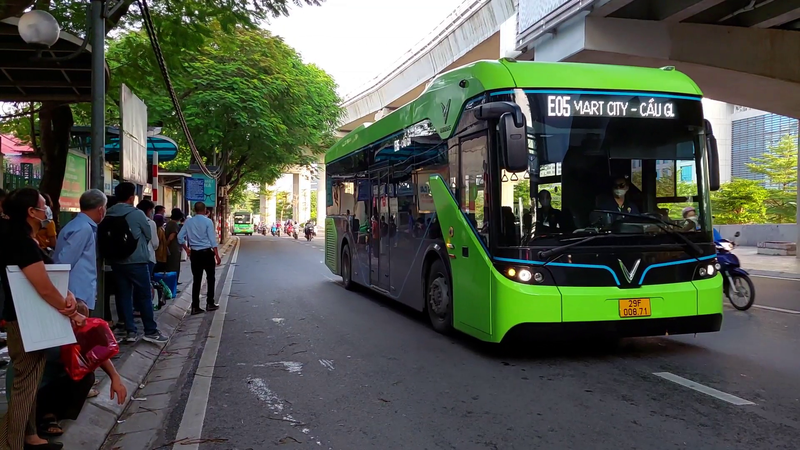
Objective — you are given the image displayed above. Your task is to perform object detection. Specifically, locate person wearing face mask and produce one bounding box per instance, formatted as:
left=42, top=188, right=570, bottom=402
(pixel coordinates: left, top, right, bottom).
left=53, top=189, right=108, bottom=313
left=597, top=176, right=640, bottom=216
left=0, top=188, right=85, bottom=450
left=36, top=193, right=57, bottom=252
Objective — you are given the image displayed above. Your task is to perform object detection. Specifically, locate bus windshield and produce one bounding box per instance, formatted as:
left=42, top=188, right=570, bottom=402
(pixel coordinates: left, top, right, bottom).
left=493, top=90, right=710, bottom=250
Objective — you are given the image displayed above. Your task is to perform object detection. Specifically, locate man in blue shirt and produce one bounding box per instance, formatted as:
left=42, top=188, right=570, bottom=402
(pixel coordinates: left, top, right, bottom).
left=53, top=189, right=107, bottom=312
left=178, top=202, right=221, bottom=315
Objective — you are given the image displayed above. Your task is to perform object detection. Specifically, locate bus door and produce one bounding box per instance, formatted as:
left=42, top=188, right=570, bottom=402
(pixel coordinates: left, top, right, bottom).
left=371, top=170, right=392, bottom=291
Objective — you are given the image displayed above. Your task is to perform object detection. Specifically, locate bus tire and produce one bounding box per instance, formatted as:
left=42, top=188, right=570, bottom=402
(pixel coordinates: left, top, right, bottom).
left=426, top=259, right=453, bottom=334
left=341, top=245, right=354, bottom=291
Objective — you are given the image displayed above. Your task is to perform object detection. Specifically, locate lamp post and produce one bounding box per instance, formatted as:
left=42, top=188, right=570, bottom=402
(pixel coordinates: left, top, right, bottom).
left=17, top=2, right=106, bottom=191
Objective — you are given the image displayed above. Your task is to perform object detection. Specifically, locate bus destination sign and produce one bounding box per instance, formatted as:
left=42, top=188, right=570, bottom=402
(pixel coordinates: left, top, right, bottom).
left=546, top=95, right=677, bottom=119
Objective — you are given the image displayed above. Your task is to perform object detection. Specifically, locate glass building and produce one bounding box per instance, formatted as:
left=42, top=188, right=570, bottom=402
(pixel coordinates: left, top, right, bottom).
left=731, top=106, right=799, bottom=187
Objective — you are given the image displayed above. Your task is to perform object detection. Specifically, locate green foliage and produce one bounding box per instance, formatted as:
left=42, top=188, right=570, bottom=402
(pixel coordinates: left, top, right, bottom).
left=711, top=179, right=769, bottom=224
left=744, top=134, right=797, bottom=223
left=310, top=190, right=318, bottom=220
left=512, top=182, right=561, bottom=210
left=276, top=191, right=292, bottom=220
left=105, top=25, right=341, bottom=200
left=746, top=134, right=798, bottom=189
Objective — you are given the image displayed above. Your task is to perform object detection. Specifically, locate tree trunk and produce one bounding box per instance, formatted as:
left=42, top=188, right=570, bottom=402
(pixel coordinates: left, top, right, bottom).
left=38, top=102, right=74, bottom=219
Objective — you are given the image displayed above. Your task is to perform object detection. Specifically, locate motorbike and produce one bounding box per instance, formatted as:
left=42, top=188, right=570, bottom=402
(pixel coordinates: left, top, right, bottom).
left=716, top=231, right=755, bottom=310
left=304, top=224, right=315, bottom=241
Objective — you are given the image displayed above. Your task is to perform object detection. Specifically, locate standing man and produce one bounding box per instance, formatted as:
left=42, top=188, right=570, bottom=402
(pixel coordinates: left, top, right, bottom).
left=53, top=189, right=107, bottom=312
left=178, top=202, right=221, bottom=315
left=154, top=205, right=166, bottom=217
left=103, top=182, right=168, bottom=343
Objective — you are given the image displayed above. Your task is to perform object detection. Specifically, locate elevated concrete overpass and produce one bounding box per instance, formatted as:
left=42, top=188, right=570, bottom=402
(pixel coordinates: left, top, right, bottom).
left=337, top=0, right=517, bottom=133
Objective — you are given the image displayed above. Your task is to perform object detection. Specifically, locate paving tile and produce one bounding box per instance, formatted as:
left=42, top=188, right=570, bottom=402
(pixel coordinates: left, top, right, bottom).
left=138, top=378, right=178, bottom=396
left=115, top=408, right=167, bottom=434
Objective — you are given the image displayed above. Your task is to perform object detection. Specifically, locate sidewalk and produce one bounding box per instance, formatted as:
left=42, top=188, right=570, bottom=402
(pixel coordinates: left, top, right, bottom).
left=0, top=238, right=236, bottom=449
left=735, top=246, right=800, bottom=279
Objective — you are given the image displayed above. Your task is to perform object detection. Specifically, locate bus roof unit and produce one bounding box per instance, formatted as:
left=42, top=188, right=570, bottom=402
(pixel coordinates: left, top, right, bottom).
left=326, top=60, right=703, bottom=164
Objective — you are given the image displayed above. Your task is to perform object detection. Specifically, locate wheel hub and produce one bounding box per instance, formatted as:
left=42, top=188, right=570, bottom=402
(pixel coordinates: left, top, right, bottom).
left=428, top=277, right=449, bottom=318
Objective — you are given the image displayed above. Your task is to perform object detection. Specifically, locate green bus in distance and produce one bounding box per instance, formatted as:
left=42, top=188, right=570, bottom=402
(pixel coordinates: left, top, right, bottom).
left=324, top=59, right=723, bottom=343
left=232, top=211, right=254, bottom=236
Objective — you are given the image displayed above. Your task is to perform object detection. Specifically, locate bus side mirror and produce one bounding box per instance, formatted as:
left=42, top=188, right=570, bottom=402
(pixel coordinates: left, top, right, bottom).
left=705, top=120, right=720, bottom=191
left=499, top=112, right=528, bottom=173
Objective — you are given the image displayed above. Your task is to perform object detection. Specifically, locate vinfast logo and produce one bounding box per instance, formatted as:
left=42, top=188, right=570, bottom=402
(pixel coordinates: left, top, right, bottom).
left=441, top=99, right=451, bottom=122
left=618, top=259, right=641, bottom=284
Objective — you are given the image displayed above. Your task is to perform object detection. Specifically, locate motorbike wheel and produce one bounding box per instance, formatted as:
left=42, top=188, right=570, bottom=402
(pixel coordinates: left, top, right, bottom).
left=727, top=274, right=755, bottom=311
left=293, top=233, right=298, bottom=240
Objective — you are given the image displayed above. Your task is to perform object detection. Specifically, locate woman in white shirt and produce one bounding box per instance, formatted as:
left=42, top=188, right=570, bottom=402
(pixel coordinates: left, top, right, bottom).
left=136, top=200, right=160, bottom=279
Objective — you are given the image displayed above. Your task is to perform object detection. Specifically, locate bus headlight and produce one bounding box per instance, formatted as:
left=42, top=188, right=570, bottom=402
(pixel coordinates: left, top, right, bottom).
left=496, top=264, right=551, bottom=285
left=695, top=261, right=718, bottom=279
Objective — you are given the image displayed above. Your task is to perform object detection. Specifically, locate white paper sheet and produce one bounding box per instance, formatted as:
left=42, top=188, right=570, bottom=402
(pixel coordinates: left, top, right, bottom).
left=6, top=264, right=77, bottom=352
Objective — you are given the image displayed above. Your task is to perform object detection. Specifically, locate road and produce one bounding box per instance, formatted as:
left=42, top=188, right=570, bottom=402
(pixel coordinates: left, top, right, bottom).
left=166, top=235, right=800, bottom=449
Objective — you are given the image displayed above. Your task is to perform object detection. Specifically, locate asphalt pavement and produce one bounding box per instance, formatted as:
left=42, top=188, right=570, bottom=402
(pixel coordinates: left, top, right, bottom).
left=165, top=235, right=800, bottom=449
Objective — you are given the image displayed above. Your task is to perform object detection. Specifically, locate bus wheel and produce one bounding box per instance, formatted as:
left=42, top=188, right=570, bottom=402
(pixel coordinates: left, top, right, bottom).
left=341, top=245, right=354, bottom=291
left=426, top=259, right=453, bottom=334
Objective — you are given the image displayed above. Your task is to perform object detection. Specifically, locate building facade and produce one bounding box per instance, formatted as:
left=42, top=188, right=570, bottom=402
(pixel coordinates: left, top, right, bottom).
left=731, top=106, right=799, bottom=186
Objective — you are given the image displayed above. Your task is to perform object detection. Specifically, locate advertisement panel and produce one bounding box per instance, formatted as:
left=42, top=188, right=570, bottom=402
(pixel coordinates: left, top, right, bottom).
left=60, top=152, right=88, bottom=212
left=189, top=174, right=216, bottom=209
left=120, top=84, right=148, bottom=185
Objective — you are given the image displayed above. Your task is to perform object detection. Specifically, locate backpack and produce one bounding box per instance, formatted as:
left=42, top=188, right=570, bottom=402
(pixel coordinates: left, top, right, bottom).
left=98, top=211, right=138, bottom=260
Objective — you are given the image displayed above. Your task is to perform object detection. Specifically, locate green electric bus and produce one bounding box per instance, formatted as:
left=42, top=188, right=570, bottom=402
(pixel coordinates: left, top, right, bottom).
left=232, top=211, right=254, bottom=235
left=324, top=59, right=724, bottom=343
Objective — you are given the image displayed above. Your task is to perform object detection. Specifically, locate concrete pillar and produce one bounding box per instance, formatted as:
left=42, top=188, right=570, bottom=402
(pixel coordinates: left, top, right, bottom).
left=797, top=127, right=799, bottom=258
left=292, top=173, right=300, bottom=221
left=259, top=183, right=267, bottom=223
left=266, top=189, right=277, bottom=225
left=300, top=170, right=311, bottom=223
left=316, top=163, right=326, bottom=225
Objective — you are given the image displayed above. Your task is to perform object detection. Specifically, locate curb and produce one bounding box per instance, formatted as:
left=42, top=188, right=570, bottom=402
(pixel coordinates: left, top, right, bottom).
left=745, top=268, right=800, bottom=280
left=58, top=238, right=238, bottom=449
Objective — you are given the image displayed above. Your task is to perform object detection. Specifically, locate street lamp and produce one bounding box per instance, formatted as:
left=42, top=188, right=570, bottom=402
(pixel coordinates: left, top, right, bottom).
left=17, top=9, right=60, bottom=47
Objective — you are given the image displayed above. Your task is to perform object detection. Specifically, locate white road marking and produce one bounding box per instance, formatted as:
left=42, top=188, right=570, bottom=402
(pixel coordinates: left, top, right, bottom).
left=258, top=361, right=304, bottom=374
left=319, top=359, right=335, bottom=371
left=751, top=304, right=800, bottom=314
left=653, top=372, right=755, bottom=406
left=173, top=238, right=241, bottom=450
left=750, top=274, right=800, bottom=282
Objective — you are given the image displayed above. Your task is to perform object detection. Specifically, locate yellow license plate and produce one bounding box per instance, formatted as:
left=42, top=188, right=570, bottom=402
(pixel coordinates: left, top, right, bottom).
left=619, top=298, right=651, bottom=318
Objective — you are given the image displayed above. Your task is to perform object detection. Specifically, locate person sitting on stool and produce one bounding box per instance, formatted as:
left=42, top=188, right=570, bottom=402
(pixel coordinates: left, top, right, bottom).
left=178, top=202, right=221, bottom=315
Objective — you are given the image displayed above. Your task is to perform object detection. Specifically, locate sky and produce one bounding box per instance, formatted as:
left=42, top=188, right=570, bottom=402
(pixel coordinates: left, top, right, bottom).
left=266, top=0, right=466, bottom=98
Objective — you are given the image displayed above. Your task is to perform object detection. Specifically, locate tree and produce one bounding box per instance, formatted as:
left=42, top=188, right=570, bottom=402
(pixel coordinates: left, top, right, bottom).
left=745, top=134, right=798, bottom=223
left=105, top=25, right=341, bottom=196
left=1, top=0, right=325, bottom=215
left=710, top=179, right=769, bottom=224
left=310, top=190, right=317, bottom=221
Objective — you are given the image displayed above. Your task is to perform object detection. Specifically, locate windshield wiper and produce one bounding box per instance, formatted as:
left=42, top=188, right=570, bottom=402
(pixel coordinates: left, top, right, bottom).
left=538, top=234, right=607, bottom=260
left=593, top=210, right=703, bottom=256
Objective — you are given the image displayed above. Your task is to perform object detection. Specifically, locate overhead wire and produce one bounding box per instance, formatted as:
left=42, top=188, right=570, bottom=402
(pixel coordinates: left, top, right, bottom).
left=136, top=0, right=220, bottom=179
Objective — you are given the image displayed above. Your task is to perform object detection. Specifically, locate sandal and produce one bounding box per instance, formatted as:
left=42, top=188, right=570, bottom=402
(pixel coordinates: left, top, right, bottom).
left=87, top=388, right=100, bottom=398
left=38, top=416, right=63, bottom=437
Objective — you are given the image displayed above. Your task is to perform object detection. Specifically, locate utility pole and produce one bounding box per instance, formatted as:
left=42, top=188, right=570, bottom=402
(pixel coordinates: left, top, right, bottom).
left=89, top=0, right=105, bottom=190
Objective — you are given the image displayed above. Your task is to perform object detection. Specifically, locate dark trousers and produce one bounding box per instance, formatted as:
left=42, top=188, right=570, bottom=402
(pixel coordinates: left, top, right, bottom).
left=190, top=249, right=216, bottom=309
left=112, top=263, right=158, bottom=335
